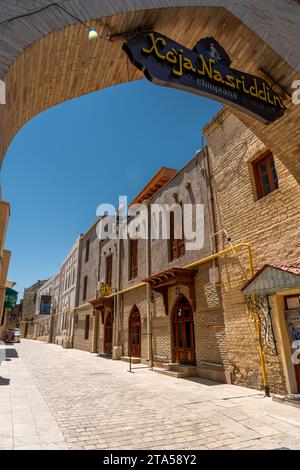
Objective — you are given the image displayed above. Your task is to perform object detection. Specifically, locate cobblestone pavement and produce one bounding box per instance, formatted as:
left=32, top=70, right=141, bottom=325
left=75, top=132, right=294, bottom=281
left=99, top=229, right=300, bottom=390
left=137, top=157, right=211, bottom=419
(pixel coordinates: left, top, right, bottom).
left=1, top=339, right=300, bottom=450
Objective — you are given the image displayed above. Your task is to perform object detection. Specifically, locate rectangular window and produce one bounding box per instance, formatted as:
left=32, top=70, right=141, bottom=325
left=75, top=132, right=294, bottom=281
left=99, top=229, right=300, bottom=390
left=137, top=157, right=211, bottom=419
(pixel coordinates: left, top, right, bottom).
left=85, top=239, right=90, bottom=263
left=84, top=314, right=90, bottom=340
left=169, top=209, right=185, bottom=261
left=83, top=275, right=88, bottom=301
left=253, top=151, right=278, bottom=199
left=129, top=238, right=138, bottom=279
left=106, top=255, right=113, bottom=286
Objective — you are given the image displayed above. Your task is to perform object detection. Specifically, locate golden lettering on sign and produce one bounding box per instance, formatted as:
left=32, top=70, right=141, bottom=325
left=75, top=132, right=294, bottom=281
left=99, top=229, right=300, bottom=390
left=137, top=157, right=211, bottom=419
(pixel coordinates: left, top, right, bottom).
left=141, top=33, right=285, bottom=110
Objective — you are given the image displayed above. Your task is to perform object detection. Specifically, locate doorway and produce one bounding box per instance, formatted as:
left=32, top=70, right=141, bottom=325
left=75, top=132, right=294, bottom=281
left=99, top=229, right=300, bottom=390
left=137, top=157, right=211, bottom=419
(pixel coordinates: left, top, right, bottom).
left=172, top=295, right=196, bottom=365
left=104, top=311, right=113, bottom=355
left=284, top=295, right=300, bottom=392
left=129, top=306, right=141, bottom=358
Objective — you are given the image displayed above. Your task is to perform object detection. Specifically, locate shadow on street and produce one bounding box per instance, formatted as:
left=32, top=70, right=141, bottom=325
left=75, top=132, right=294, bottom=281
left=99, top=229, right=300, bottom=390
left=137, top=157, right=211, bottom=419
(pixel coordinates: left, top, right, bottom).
left=0, top=376, right=10, bottom=386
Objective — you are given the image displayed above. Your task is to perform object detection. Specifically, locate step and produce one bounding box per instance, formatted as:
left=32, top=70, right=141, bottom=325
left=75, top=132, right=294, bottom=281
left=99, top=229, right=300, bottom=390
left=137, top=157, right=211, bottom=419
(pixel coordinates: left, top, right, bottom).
left=273, top=394, right=300, bottom=409
left=121, top=356, right=141, bottom=364
left=161, top=363, right=197, bottom=375
left=153, top=367, right=187, bottom=379
left=98, top=353, right=112, bottom=359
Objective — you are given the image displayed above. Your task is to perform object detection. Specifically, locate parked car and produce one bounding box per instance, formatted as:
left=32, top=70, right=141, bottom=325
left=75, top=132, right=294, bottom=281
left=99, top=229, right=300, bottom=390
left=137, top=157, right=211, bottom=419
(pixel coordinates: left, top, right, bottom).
left=14, top=328, right=21, bottom=343
left=4, top=328, right=20, bottom=343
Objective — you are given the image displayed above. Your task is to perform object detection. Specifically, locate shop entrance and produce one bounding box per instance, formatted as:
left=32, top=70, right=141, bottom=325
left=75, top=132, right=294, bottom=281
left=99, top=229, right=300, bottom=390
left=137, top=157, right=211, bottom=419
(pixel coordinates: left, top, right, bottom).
left=285, top=295, right=300, bottom=392
left=129, top=306, right=141, bottom=358
left=104, top=311, right=113, bottom=355
left=172, top=295, right=196, bottom=365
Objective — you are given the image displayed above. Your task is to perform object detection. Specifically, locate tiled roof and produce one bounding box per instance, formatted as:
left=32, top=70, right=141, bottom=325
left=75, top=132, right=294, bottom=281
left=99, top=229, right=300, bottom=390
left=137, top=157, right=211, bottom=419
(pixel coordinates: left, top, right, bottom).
left=274, top=264, right=300, bottom=276
left=130, top=167, right=177, bottom=205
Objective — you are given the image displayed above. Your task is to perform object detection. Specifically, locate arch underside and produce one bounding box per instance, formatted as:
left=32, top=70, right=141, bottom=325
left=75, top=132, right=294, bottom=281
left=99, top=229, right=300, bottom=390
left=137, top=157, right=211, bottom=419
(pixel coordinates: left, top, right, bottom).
left=0, top=4, right=299, bottom=182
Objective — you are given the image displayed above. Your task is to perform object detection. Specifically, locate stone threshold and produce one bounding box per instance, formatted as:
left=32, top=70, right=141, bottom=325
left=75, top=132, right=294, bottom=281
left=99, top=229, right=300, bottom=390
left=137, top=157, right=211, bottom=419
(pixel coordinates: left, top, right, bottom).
left=273, top=394, right=300, bottom=408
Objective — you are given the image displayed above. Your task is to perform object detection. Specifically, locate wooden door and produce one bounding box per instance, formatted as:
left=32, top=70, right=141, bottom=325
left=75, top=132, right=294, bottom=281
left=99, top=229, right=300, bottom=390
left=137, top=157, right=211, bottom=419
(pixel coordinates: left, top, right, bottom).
left=104, top=312, right=113, bottom=354
left=284, top=300, right=300, bottom=393
left=294, top=364, right=300, bottom=392
left=129, top=307, right=141, bottom=357
left=173, top=296, right=196, bottom=365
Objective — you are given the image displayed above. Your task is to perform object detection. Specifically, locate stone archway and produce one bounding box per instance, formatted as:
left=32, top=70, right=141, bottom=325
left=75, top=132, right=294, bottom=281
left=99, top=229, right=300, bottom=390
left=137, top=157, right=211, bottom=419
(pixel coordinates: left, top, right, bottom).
left=0, top=3, right=299, bottom=182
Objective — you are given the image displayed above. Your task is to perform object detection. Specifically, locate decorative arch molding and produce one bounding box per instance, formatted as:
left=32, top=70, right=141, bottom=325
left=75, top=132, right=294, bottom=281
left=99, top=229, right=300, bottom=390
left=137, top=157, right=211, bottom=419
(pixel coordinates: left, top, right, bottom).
left=171, top=294, right=196, bottom=364
left=0, top=1, right=298, bottom=78
left=129, top=304, right=142, bottom=358
left=168, top=287, right=193, bottom=320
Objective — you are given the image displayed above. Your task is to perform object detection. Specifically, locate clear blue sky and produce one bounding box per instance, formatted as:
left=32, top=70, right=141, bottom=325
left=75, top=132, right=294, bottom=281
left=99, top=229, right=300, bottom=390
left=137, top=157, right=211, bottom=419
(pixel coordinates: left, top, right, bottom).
left=1, top=79, right=221, bottom=297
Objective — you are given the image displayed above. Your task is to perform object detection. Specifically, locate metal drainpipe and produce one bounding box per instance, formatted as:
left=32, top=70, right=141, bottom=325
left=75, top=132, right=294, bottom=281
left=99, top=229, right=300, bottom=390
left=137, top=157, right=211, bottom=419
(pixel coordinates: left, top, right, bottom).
left=145, top=200, right=152, bottom=363
left=113, top=216, right=122, bottom=360
left=203, top=144, right=218, bottom=255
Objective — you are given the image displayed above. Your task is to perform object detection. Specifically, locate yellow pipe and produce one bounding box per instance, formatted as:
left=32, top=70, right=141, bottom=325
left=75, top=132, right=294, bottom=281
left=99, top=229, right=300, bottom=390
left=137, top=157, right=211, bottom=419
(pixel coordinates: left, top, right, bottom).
left=184, top=242, right=254, bottom=275
left=107, top=281, right=147, bottom=298
left=105, top=242, right=269, bottom=396
left=19, top=242, right=269, bottom=395
left=107, top=243, right=254, bottom=299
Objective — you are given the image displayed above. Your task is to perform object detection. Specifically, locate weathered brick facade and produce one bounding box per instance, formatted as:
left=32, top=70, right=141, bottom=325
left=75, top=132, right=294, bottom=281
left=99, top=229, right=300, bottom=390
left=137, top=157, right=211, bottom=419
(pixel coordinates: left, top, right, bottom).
left=73, top=223, right=99, bottom=353
left=22, top=107, right=300, bottom=396
left=204, top=109, right=300, bottom=394
left=93, top=156, right=229, bottom=382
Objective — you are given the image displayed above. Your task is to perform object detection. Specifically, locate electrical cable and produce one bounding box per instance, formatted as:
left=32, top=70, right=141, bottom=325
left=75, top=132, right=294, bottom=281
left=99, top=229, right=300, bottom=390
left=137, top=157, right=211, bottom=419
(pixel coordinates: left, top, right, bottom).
left=0, top=2, right=111, bottom=42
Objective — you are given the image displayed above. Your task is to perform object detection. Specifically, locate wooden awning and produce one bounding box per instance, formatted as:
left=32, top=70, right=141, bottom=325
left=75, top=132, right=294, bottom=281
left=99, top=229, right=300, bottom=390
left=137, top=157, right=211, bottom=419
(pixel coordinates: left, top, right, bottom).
left=89, top=296, right=114, bottom=311
left=89, top=296, right=114, bottom=324
left=143, top=267, right=196, bottom=314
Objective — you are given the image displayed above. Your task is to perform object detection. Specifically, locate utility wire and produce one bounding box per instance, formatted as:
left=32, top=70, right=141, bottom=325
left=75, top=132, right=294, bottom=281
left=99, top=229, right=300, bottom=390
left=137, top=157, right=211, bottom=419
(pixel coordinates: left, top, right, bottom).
left=0, top=2, right=111, bottom=42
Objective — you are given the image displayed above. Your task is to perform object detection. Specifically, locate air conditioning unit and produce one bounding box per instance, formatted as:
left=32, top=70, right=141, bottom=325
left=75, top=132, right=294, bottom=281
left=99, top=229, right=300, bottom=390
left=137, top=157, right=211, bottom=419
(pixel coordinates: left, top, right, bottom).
left=209, top=266, right=220, bottom=284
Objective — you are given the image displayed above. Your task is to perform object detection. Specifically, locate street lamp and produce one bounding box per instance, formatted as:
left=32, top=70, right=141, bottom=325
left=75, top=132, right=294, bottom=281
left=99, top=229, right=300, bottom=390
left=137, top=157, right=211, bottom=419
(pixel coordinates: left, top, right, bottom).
left=0, top=3, right=108, bottom=42
left=88, top=29, right=99, bottom=41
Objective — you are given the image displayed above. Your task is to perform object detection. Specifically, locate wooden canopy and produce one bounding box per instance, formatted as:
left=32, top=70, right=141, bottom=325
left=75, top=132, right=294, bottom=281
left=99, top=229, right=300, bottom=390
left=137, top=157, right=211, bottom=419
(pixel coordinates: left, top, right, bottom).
left=144, top=267, right=196, bottom=314
left=89, top=296, right=114, bottom=324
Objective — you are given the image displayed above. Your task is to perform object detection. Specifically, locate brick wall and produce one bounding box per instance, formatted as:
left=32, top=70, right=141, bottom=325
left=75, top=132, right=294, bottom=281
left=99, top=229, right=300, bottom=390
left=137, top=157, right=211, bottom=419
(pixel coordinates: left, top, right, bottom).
left=73, top=307, right=93, bottom=352
left=204, top=109, right=300, bottom=393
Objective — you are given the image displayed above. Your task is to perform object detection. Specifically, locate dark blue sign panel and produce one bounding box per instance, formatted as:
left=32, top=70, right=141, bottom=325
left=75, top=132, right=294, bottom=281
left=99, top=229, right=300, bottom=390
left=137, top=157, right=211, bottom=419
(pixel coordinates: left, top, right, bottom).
left=123, top=32, right=285, bottom=124
left=40, top=295, right=51, bottom=315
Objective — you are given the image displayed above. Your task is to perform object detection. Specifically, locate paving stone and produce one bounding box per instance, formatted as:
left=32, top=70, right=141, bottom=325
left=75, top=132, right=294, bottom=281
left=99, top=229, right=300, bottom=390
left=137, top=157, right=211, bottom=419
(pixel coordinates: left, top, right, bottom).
left=1, top=340, right=300, bottom=450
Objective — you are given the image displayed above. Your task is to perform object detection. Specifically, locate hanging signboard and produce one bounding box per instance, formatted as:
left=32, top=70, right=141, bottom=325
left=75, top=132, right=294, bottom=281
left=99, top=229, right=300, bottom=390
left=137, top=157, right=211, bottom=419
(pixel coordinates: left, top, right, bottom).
left=123, top=32, right=286, bottom=124
left=99, top=283, right=112, bottom=297
left=4, top=288, right=18, bottom=308
left=40, top=295, right=52, bottom=315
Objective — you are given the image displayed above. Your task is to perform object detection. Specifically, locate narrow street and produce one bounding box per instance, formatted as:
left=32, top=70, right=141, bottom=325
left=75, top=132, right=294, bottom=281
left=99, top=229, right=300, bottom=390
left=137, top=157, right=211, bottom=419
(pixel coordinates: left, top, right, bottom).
left=0, top=339, right=300, bottom=450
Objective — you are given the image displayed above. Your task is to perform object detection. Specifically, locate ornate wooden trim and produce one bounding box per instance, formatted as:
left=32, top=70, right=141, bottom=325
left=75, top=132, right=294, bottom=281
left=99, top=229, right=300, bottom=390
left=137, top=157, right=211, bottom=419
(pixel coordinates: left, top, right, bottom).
left=144, top=267, right=197, bottom=314
left=89, top=296, right=114, bottom=316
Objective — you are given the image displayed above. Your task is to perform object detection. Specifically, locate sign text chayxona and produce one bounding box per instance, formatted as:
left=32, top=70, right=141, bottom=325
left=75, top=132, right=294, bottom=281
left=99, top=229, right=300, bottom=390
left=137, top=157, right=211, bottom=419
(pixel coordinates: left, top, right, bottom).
left=123, top=32, right=285, bottom=124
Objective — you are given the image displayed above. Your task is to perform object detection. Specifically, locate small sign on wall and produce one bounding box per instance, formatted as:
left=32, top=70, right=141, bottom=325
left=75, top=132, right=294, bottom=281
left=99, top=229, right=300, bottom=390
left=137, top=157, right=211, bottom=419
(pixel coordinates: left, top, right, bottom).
left=286, top=296, right=300, bottom=310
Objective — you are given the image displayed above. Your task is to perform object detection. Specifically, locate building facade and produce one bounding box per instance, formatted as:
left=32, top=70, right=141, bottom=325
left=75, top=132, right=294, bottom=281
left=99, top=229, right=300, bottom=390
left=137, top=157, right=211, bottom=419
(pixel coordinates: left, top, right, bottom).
left=202, top=108, right=300, bottom=395
left=73, top=225, right=99, bottom=352
left=70, top=109, right=300, bottom=395
left=0, top=197, right=11, bottom=338
left=84, top=162, right=229, bottom=383
left=51, top=237, right=80, bottom=348
left=20, top=280, right=47, bottom=339
left=33, top=273, right=60, bottom=342
left=21, top=107, right=300, bottom=397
